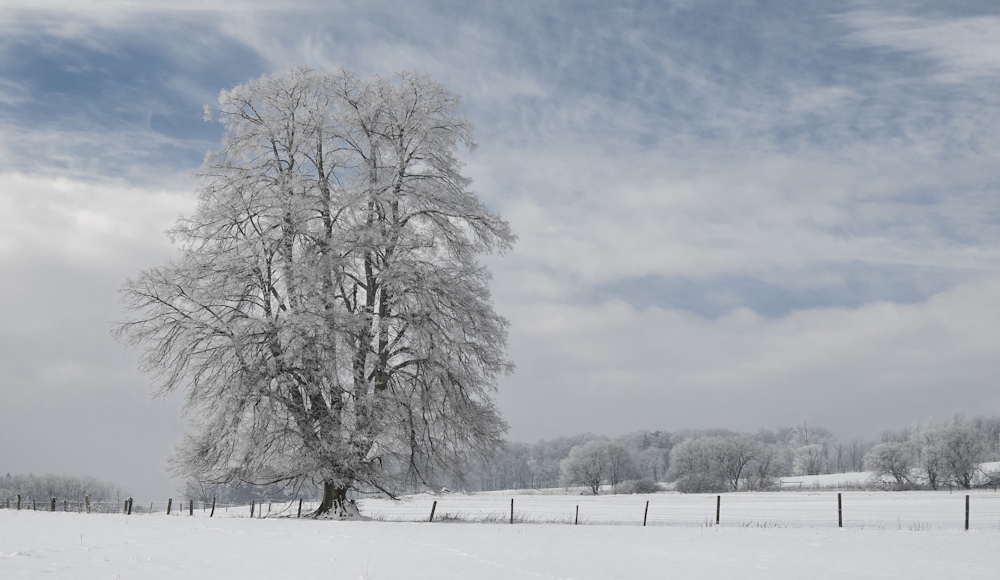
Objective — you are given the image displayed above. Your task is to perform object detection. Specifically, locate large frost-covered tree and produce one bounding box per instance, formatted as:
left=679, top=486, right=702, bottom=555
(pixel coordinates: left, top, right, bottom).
left=115, top=67, right=514, bottom=516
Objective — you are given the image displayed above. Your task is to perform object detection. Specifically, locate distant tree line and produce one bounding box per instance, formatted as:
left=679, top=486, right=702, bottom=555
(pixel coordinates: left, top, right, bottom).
left=0, top=473, right=128, bottom=503
left=179, top=413, right=1000, bottom=498
left=863, top=414, right=1000, bottom=490
left=458, top=414, right=1000, bottom=494
left=460, top=431, right=672, bottom=493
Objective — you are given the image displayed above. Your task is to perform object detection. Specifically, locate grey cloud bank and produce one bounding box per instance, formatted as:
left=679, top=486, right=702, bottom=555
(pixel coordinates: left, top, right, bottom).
left=1, top=0, right=999, bottom=498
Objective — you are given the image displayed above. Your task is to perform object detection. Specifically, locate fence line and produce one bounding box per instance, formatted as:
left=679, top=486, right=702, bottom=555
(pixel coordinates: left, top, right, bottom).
left=356, top=491, right=1000, bottom=530
left=4, top=491, right=1000, bottom=531
left=0, top=497, right=287, bottom=515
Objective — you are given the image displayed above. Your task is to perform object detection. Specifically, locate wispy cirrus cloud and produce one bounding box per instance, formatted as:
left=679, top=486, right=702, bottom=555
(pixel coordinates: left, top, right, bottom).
left=842, top=11, right=1000, bottom=82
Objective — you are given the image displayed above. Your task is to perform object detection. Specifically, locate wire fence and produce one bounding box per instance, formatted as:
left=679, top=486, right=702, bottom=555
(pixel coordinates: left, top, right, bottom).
left=4, top=490, right=1000, bottom=531
left=353, top=490, right=1000, bottom=531
left=0, top=496, right=285, bottom=516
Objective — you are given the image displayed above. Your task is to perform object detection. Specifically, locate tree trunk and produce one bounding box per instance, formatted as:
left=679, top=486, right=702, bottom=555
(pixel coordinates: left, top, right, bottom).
left=313, top=482, right=359, bottom=519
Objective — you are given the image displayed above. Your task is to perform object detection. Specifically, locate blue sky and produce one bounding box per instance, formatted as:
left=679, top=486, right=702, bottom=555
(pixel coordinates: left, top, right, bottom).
left=2, top=0, right=1000, bottom=498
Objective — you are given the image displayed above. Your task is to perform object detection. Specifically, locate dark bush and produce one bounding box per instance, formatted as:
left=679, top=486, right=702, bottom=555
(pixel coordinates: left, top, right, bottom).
left=614, top=478, right=660, bottom=494
left=674, top=474, right=726, bottom=494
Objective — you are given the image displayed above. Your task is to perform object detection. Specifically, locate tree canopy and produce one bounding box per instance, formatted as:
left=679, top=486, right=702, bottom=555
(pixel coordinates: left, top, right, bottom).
left=116, top=66, right=515, bottom=516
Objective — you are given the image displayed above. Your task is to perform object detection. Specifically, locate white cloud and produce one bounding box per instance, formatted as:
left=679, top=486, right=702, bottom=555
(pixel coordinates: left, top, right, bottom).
left=480, top=143, right=1000, bottom=294
left=0, top=77, right=30, bottom=106
left=0, top=173, right=193, bottom=497
left=842, top=12, right=1000, bottom=83
left=0, top=118, right=211, bottom=181
left=0, top=172, right=195, bottom=266
left=499, top=277, right=1000, bottom=439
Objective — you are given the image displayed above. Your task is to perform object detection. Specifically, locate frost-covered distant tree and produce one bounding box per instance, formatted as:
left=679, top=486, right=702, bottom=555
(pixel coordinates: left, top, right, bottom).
left=665, top=437, right=723, bottom=493
left=973, top=415, right=1000, bottom=460
left=557, top=440, right=638, bottom=494
left=666, top=435, right=777, bottom=492
left=615, top=430, right=672, bottom=482
left=847, top=436, right=872, bottom=472
left=789, top=421, right=831, bottom=476
left=605, top=444, right=639, bottom=489
left=937, top=423, right=987, bottom=489
left=863, top=442, right=915, bottom=485
left=790, top=421, right=833, bottom=448
left=793, top=444, right=828, bottom=476
left=906, top=425, right=942, bottom=489
left=116, top=67, right=514, bottom=517
left=471, top=441, right=533, bottom=491
left=529, top=433, right=603, bottom=488
left=833, top=442, right=846, bottom=473
left=560, top=441, right=610, bottom=494
left=635, top=446, right=670, bottom=482
left=792, top=443, right=827, bottom=475
left=711, top=436, right=765, bottom=491
left=919, top=436, right=947, bottom=490
left=744, top=445, right=779, bottom=491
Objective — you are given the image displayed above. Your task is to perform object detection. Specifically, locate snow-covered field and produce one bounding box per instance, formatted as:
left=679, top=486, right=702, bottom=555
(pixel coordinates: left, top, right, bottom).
left=777, top=462, right=1000, bottom=490
left=352, top=489, right=1000, bottom=531
left=3, top=508, right=999, bottom=579
left=779, top=471, right=873, bottom=488
left=3, top=491, right=1000, bottom=579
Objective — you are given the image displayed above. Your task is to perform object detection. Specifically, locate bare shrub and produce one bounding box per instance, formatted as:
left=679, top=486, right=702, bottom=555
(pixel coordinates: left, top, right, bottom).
left=614, top=478, right=659, bottom=494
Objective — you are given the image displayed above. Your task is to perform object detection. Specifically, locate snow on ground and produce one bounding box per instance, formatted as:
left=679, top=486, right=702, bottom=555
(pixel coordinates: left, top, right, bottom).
left=2, top=508, right=999, bottom=580
left=4, top=490, right=1000, bottom=579
left=779, top=471, right=872, bottom=488
left=352, top=490, right=1000, bottom=530
left=778, top=462, right=1000, bottom=489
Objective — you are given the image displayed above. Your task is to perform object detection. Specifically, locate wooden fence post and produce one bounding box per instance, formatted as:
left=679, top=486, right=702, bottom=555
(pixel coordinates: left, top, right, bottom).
left=838, top=493, right=843, bottom=528
left=63, top=500, right=67, bottom=512
left=84, top=495, right=89, bottom=514
left=575, top=505, right=579, bottom=525
left=429, top=500, right=437, bottom=522
left=297, top=498, right=302, bottom=518
left=250, top=500, right=255, bottom=518
left=167, top=498, right=172, bottom=515
left=16, top=494, right=20, bottom=510
left=32, top=499, right=36, bottom=511
left=50, top=497, right=55, bottom=512
left=716, top=495, right=721, bottom=525
left=128, top=498, right=133, bottom=515
left=189, top=499, right=193, bottom=516
left=643, top=500, right=649, bottom=527
left=210, top=497, right=216, bottom=518
left=510, top=498, right=514, bottom=524
left=965, top=495, right=970, bottom=531
left=123, top=500, right=128, bottom=514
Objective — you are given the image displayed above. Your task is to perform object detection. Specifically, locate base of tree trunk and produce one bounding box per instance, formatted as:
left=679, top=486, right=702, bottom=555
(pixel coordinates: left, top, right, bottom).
left=312, top=482, right=364, bottom=519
